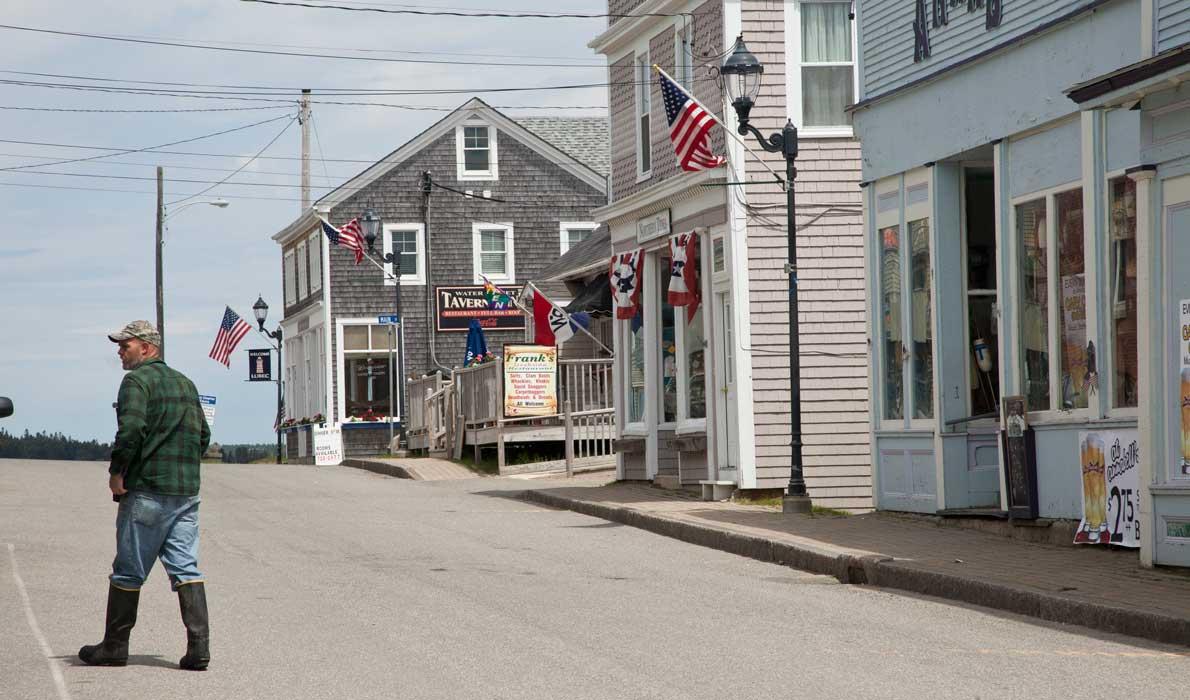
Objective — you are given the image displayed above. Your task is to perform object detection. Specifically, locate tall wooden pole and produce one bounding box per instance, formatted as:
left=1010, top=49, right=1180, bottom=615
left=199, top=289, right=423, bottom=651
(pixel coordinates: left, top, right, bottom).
left=299, top=89, right=311, bottom=211
left=155, top=166, right=165, bottom=359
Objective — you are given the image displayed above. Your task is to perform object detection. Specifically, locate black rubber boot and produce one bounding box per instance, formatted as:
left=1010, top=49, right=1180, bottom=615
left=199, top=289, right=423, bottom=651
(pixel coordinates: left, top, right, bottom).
left=177, top=582, right=209, bottom=671
left=78, top=584, right=140, bottom=666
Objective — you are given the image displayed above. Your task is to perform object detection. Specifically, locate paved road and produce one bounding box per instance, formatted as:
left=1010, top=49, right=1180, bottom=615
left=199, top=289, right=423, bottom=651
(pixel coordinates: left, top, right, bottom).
left=2, top=459, right=1187, bottom=700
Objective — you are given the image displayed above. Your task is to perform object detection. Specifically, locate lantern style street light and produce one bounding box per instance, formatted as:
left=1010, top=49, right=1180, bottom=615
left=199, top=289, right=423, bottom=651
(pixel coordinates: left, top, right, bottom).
left=722, top=35, right=811, bottom=514
left=360, top=206, right=406, bottom=455
left=253, top=295, right=284, bottom=465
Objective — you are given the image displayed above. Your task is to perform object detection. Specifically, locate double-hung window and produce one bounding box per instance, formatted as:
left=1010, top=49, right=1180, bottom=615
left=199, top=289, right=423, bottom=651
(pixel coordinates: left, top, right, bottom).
left=560, top=222, right=598, bottom=255
left=339, top=322, right=400, bottom=421
left=1015, top=186, right=1087, bottom=413
left=636, top=52, right=652, bottom=178
left=788, top=0, right=856, bottom=136
left=283, top=250, right=296, bottom=307
left=472, top=223, right=515, bottom=283
left=383, top=223, right=425, bottom=285
left=674, top=25, right=694, bottom=89
left=296, top=240, right=308, bottom=300
left=456, top=123, right=498, bottom=180
left=308, top=231, right=322, bottom=293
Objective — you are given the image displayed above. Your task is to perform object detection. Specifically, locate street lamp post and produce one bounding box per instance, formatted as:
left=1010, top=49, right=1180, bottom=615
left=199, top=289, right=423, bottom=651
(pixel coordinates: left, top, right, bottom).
left=360, top=206, right=407, bottom=456
left=721, top=36, right=811, bottom=514
left=252, top=295, right=284, bottom=465
left=155, top=192, right=230, bottom=359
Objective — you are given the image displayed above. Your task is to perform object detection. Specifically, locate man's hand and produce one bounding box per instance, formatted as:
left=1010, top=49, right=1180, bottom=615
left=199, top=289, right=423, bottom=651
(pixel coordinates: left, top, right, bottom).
left=109, top=473, right=127, bottom=497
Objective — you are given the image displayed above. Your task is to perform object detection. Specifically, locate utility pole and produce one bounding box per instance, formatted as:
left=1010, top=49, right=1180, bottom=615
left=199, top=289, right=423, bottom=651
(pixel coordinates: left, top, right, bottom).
left=155, top=166, right=165, bottom=359
left=299, top=89, right=311, bottom=211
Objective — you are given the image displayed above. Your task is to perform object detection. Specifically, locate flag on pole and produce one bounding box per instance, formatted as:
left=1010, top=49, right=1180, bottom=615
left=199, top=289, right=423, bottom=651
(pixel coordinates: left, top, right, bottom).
left=320, top=217, right=365, bottom=265
left=481, top=275, right=514, bottom=310
left=208, top=306, right=251, bottom=368
left=532, top=288, right=577, bottom=346
left=658, top=70, right=726, bottom=172
left=609, top=249, right=643, bottom=320
left=667, top=231, right=701, bottom=319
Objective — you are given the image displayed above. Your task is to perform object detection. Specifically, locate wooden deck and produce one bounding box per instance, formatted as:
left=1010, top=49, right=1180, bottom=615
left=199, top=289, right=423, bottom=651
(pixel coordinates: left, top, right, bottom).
left=404, top=358, right=616, bottom=475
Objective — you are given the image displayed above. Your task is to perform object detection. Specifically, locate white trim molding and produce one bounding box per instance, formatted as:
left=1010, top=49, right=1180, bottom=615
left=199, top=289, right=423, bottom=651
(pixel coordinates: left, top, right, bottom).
left=382, top=222, right=427, bottom=286
left=471, top=222, right=516, bottom=284
left=455, top=121, right=499, bottom=182
left=559, top=221, right=600, bottom=255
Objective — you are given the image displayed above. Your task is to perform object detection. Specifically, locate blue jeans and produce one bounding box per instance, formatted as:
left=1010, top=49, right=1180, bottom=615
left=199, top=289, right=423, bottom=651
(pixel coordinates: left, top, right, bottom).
left=111, top=491, right=203, bottom=591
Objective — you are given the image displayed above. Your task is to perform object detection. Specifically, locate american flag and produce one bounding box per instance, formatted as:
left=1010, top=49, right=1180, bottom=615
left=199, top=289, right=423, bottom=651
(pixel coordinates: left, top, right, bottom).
left=208, top=306, right=251, bottom=368
left=321, top=217, right=365, bottom=265
left=659, top=70, right=726, bottom=172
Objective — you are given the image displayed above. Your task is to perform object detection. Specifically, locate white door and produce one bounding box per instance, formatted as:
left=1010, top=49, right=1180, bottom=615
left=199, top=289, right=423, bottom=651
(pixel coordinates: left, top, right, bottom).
left=714, top=291, right=737, bottom=478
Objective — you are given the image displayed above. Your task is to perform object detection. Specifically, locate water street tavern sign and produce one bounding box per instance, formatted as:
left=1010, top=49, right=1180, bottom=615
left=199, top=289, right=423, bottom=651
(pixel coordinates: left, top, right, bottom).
left=913, top=0, right=1004, bottom=62
left=435, top=285, right=525, bottom=332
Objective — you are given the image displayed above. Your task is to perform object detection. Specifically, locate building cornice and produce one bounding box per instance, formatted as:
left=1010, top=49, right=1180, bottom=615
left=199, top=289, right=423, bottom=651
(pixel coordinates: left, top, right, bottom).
left=588, top=0, right=691, bottom=56
left=271, top=206, right=327, bottom=245
left=593, top=169, right=724, bottom=226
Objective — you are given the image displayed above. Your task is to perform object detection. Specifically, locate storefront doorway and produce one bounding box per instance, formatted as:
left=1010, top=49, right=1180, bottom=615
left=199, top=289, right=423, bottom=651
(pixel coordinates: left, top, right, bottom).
left=963, top=167, right=1001, bottom=508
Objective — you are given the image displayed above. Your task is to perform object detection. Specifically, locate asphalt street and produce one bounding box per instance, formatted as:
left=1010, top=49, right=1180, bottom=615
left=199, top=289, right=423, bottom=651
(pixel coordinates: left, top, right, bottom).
left=1, top=459, right=1187, bottom=700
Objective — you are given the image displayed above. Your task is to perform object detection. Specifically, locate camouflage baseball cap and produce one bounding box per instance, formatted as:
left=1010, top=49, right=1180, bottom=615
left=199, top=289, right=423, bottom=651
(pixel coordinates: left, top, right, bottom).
left=108, top=320, right=162, bottom=347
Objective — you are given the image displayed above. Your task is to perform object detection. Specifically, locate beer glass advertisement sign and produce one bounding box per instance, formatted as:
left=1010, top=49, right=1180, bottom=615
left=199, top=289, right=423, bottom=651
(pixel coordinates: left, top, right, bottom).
left=1179, top=299, right=1190, bottom=478
left=1075, top=429, right=1140, bottom=548
left=503, top=344, right=557, bottom=418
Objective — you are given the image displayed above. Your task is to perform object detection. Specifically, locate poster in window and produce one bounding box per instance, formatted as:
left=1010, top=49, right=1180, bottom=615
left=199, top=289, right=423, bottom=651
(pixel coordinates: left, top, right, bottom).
left=1180, top=300, right=1190, bottom=477
left=503, top=344, right=557, bottom=418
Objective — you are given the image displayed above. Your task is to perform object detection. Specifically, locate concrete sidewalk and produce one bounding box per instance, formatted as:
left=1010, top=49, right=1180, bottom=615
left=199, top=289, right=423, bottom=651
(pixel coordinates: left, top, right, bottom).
left=518, top=481, right=1190, bottom=646
left=344, top=456, right=481, bottom=480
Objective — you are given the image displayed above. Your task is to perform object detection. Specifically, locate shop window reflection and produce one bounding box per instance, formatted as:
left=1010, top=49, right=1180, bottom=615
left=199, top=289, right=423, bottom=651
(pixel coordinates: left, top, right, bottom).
left=1017, top=198, right=1049, bottom=411
left=909, top=218, right=933, bottom=418
left=880, top=225, right=904, bottom=420
left=660, top=257, right=677, bottom=424
left=1056, top=188, right=1088, bottom=410
left=685, top=303, right=707, bottom=420
left=1109, top=177, right=1138, bottom=408
left=627, top=308, right=645, bottom=423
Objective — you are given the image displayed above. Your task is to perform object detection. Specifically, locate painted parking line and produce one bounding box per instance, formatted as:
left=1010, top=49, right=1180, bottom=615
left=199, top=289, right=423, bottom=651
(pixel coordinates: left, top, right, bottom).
left=7, top=543, right=72, bottom=700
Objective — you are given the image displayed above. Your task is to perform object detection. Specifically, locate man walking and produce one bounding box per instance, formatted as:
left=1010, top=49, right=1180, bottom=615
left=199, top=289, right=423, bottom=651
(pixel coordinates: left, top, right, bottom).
left=79, top=321, right=212, bottom=671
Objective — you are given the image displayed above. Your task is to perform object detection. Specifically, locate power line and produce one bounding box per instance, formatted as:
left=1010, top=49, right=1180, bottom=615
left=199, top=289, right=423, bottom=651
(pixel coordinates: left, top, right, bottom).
left=168, top=115, right=298, bottom=205
left=239, top=0, right=692, bottom=19
left=0, top=136, right=378, bottom=163
left=0, top=152, right=342, bottom=179
left=0, top=103, right=293, bottom=114
left=0, top=23, right=608, bottom=68
left=0, top=113, right=295, bottom=172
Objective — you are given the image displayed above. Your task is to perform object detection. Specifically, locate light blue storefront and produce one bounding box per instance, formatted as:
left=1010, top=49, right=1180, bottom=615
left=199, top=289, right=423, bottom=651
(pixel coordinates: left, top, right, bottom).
left=853, top=0, right=1190, bottom=566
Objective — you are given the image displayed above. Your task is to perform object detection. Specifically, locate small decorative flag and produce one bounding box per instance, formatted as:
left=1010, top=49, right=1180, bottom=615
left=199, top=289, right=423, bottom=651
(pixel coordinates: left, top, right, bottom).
left=668, top=231, right=701, bottom=320
left=208, top=306, right=252, bottom=368
left=532, top=288, right=575, bottom=346
left=659, top=70, right=726, bottom=172
left=481, top=275, right=514, bottom=310
left=609, top=249, right=643, bottom=320
left=321, top=217, right=365, bottom=265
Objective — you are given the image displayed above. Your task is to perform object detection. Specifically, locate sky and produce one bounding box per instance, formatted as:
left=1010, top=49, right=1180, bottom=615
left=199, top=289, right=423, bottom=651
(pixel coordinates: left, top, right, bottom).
left=0, top=0, right=607, bottom=445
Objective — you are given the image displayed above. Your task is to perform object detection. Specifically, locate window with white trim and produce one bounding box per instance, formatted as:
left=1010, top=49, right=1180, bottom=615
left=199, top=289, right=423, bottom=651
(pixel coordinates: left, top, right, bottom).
left=636, top=52, right=652, bottom=177
left=675, top=24, right=693, bottom=89
left=472, top=223, right=515, bottom=283
left=341, top=322, right=400, bottom=421
left=456, top=123, right=498, bottom=181
left=283, top=250, right=296, bottom=307
left=308, top=231, right=322, bottom=293
left=383, top=223, right=425, bottom=285
left=786, top=0, right=857, bottom=136
left=296, top=240, right=308, bottom=300
left=560, top=222, right=598, bottom=255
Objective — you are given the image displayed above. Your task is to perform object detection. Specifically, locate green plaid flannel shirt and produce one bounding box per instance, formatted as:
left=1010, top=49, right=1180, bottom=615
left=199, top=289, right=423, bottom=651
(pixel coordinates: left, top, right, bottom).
left=109, top=359, right=211, bottom=496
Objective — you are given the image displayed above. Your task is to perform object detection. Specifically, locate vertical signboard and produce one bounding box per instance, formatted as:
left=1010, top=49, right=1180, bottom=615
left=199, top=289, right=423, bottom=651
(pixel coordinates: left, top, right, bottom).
left=198, top=395, right=216, bottom=432
left=313, top=426, right=344, bottom=466
left=1075, top=429, right=1141, bottom=548
left=502, top=345, right=558, bottom=418
left=1179, top=299, right=1190, bottom=478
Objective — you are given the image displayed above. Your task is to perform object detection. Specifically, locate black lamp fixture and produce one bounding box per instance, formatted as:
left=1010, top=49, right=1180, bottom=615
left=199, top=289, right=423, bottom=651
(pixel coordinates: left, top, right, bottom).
left=357, top=204, right=407, bottom=454
left=360, top=205, right=383, bottom=253
left=721, top=35, right=810, bottom=514
left=253, top=294, right=284, bottom=465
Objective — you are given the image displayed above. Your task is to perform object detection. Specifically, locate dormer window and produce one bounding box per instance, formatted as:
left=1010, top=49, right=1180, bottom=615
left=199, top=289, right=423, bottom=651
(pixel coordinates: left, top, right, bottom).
left=456, top=122, right=498, bottom=181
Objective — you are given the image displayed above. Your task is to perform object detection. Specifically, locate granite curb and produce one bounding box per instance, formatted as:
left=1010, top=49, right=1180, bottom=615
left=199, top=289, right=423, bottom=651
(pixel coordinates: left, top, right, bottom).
left=343, top=458, right=414, bottom=480
left=520, top=489, right=1190, bottom=647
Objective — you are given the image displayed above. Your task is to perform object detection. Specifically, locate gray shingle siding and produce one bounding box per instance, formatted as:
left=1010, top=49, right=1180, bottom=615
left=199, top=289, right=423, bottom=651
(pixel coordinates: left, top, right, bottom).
left=323, top=125, right=607, bottom=421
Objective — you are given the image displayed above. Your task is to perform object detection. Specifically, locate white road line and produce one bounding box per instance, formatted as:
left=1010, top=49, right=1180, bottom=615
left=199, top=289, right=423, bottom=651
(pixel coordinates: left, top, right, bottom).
left=7, top=543, right=73, bottom=700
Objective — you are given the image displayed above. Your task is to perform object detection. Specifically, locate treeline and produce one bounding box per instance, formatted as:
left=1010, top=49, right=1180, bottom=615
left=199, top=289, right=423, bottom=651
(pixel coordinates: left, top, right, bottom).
left=0, top=428, right=112, bottom=461
left=0, top=429, right=275, bottom=464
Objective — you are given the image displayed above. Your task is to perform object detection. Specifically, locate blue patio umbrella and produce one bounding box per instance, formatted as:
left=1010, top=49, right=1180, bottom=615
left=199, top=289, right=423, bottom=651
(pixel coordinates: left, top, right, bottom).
left=464, top=318, right=489, bottom=367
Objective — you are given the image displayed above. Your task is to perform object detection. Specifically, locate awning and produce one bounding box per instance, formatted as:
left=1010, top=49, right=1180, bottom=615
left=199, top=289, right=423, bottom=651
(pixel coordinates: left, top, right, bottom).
left=566, top=275, right=612, bottom=316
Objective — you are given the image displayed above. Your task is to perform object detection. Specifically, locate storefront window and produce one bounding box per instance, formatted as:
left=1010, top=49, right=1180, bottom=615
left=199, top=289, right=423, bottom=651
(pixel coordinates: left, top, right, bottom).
left=659, top=257, right=677, bottom=424
left=880, top=225, right=903, bottom=420
left=1056, top=189, right=1088, bottom=410
left=1109, top=177, right=1138, bottom=408
left=341, top=324, right=400, bottom=420
left=909, top=218, right=933, bottom=418
left=685, top=304, right=706, bottom=420
left=1017, top=198, right=1049, bottom=411
left=627, top=309, right=645, bottom=423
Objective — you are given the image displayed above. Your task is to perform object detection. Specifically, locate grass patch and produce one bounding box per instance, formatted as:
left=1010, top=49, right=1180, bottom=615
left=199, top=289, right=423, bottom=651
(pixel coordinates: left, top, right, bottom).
left=457, top=453, right=499, bottom=475
left=811, top=505, right=852, bottom=517
left=732, top=494, right=784, bottom=507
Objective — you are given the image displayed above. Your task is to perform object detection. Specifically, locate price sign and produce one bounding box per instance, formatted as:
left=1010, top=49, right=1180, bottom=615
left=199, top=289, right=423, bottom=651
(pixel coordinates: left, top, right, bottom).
left=1075, top=429, right=1140, bottom=548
